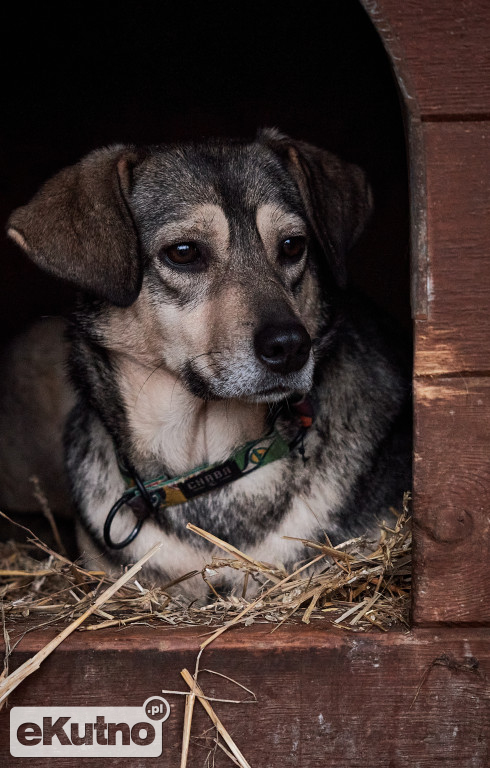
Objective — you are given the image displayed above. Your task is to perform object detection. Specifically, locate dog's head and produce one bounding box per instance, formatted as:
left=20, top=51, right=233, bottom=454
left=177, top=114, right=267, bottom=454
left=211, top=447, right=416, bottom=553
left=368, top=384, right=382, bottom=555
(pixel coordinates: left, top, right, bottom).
left=7, top=130, right=372, bottom=403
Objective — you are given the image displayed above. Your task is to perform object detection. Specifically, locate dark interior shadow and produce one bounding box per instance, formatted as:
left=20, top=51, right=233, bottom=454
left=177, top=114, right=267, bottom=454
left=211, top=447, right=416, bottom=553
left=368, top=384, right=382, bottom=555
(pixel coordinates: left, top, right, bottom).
left=0, top=0, right=410, bottom=550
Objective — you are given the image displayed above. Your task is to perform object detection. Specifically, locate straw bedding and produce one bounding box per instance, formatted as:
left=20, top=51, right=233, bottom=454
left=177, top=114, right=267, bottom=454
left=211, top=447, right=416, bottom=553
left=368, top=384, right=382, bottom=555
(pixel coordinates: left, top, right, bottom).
left=0, top=493, right=411, bottom=637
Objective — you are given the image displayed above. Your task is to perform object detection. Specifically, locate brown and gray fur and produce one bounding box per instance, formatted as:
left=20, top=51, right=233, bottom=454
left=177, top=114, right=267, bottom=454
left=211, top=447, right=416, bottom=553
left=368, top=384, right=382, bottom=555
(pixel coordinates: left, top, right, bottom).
left=4, top=130, right=411, bottom=596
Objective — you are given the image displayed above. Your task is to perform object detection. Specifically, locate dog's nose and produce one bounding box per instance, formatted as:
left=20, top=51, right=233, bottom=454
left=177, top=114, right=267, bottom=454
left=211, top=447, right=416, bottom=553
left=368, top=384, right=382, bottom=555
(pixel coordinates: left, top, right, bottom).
left=254, top=321, right=311, bottom=374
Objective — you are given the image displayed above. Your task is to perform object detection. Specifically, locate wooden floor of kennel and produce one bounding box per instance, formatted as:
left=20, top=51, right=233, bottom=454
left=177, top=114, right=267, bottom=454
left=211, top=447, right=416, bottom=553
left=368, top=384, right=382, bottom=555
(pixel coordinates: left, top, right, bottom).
left=1, top=1, right=489, bottom=765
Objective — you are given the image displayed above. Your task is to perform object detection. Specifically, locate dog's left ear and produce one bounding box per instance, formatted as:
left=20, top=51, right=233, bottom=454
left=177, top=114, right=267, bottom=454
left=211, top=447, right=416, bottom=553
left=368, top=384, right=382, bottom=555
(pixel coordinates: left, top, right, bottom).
left=259, top=129, right=373, bottom=288
left=7, top=145, right=144, bottom=307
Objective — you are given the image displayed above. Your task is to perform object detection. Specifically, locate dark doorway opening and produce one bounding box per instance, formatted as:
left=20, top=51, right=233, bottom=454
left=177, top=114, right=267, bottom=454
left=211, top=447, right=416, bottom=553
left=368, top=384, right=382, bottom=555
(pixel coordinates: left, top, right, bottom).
left=1, top=0, right=409, bottom=345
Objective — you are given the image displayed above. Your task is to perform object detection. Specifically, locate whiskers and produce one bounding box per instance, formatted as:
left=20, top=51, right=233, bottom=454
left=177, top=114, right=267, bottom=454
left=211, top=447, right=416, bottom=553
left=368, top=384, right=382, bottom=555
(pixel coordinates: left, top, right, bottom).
left=187, top=350, right=225, bottom=379
left=134, top=350, right=222, bottom=407
left=135, top=360, right=169, bottom=404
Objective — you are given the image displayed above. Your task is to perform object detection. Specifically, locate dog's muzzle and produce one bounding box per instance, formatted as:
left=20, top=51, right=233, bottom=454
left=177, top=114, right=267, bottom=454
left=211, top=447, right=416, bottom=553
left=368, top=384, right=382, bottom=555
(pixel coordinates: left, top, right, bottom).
left=254, top=320, right=311, bottom=374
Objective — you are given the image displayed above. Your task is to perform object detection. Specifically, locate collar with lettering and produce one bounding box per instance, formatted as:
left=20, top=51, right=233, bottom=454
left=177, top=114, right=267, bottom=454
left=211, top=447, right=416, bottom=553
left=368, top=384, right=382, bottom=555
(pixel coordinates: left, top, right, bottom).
left=103, top=396, right=314, bottom=550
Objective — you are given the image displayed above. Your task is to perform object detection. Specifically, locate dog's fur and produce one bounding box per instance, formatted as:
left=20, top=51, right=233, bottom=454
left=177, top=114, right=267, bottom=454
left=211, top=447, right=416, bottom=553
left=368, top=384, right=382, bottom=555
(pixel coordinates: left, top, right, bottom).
left=5, top=130, right=411, bottom=595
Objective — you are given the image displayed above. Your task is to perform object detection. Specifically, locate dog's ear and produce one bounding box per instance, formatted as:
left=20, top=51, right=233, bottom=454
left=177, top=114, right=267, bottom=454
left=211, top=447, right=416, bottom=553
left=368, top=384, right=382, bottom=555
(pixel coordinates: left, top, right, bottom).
left=7, top=145, right=144, bottom=306
left=259, top=128, right=373, bottom=288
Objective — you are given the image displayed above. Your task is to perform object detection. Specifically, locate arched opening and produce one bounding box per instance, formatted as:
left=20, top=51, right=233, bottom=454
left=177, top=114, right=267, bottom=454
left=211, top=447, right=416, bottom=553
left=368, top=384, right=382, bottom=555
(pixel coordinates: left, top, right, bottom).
left=0, top=0, right=411, bottom=558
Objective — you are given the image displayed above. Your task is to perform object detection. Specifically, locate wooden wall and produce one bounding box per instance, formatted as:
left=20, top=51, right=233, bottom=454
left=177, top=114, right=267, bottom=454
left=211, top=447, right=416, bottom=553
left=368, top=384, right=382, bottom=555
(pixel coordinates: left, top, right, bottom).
left=362, top=0, right=490, bottom=625
left=1, top=624, right=489, bottom=767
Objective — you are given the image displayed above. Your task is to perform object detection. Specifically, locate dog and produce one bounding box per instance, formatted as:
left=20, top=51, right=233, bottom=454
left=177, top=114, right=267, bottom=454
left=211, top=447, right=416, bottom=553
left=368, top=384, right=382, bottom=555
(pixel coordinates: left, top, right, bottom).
left=0, top=317, right=75, bottom=516
left=4, top=129, right=411, bottom=595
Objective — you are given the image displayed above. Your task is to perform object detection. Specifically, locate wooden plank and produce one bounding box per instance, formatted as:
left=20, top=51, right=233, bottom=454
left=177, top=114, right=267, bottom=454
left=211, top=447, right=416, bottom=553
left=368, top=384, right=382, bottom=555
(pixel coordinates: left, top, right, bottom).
left=414, top=121, right=490, bottom=374
left=362, top=5, right=490, bottom=323
left=413, top=377, right=490, bottom=625
left=362, top=0, right=490, bottom=118
left=1, top=623, right=489, bottom=767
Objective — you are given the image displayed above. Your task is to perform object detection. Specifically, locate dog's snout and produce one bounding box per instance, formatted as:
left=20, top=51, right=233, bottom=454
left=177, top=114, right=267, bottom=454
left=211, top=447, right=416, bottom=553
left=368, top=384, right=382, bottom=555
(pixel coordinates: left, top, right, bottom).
left=254, top=321, right=311, bottom=374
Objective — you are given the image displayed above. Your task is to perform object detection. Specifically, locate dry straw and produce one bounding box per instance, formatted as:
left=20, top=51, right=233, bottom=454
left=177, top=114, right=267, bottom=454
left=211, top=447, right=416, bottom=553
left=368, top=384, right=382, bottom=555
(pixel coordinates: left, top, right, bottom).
left=0, top=499, right=411, bottom=638
left=0, top=495, right=411, bottom=764
left=181, top=668, right=252, bottom=768
left=0, top=541, right=162, bottom=705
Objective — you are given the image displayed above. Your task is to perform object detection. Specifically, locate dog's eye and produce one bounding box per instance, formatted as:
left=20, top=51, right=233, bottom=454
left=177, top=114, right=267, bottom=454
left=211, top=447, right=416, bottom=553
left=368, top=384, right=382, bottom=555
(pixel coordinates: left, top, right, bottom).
left=279, top=236, right=306, bottom=265
left=164, top=242, right=201, bottom=266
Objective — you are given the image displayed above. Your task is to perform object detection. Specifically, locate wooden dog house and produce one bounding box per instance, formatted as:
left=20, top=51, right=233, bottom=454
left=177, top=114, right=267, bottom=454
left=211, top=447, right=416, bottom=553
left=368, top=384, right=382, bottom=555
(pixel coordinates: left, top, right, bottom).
left=1, top=1, right=489, bottom=765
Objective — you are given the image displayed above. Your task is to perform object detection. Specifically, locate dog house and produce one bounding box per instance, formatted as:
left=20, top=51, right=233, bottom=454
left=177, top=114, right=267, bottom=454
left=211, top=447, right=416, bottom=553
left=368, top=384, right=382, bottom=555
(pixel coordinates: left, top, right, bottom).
left=0, top=1, right=489, bottom=765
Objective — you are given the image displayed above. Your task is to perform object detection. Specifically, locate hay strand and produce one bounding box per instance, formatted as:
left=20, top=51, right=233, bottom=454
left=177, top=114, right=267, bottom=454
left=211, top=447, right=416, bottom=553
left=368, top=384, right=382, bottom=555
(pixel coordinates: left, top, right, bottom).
left=180, top=672, right=197, bottom=768
left=198, top=552, right=326, bottom=651
left=0, top=541, right=162, bottom=705
left=181, top=668, right=252, bottom=768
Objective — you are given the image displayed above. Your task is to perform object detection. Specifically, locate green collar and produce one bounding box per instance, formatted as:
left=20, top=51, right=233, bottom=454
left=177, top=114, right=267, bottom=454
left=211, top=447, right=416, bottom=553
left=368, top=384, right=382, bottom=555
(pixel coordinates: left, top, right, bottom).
left=104, top=396, right=314, bottom=550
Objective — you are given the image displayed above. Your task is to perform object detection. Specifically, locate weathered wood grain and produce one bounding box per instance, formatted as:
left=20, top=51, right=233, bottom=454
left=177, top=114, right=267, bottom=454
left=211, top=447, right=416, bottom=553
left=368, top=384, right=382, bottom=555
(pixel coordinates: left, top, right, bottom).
left=413, top=377, right=490, bottom=624
left=414, top=121, right=490, bottom=374
left=360, top=3, right=490, bottom=323
left=0, top=623, right=489, bottom=767
left=362, top=0, right=490, bottom=118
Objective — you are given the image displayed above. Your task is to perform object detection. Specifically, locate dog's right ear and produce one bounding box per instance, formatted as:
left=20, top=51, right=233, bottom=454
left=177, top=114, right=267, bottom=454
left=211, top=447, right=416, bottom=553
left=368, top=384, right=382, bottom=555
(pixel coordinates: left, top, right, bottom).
left=7, top=145, right=145, bottom=307
left=258, top=129, right=373, bottom=289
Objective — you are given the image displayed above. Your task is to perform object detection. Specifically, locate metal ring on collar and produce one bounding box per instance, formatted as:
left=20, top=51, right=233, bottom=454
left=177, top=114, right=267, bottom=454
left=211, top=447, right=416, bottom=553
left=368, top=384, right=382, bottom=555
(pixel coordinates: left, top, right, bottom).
left=103, top=493, right=147, bottom=550
left=104, top=469, right=160, bottom=550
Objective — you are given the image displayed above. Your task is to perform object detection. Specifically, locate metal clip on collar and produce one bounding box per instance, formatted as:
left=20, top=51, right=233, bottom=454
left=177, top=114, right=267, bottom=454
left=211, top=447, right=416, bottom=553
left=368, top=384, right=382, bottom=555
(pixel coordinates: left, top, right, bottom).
left=103, top=469, right=160, bottom=550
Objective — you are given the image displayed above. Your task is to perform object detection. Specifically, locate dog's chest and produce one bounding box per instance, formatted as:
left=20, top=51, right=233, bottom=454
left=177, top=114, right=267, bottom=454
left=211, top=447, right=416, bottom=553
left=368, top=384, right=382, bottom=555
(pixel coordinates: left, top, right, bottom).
left=82, top=421, right=335, bottom=583
left=74, top=340, right=406, bottom=583
left=113, top=360, right=333, bottom=543
left=75, top=374, right=342, bottom=579
left=100, top=358, right=325, bottom=567
left=116, top=357, right=267, bottom=475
